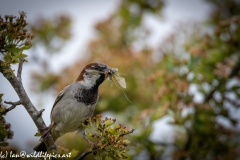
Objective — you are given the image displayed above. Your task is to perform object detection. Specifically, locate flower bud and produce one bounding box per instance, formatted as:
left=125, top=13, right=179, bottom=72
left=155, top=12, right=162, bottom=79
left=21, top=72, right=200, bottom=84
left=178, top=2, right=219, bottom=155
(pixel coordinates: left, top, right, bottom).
left=105, top=119, right=115, bottom=128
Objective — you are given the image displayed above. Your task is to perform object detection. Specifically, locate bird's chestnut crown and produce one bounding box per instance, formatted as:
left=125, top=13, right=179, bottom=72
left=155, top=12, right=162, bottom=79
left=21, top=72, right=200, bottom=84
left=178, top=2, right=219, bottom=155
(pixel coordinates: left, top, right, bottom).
left=76, top=62, right=110, bottom=88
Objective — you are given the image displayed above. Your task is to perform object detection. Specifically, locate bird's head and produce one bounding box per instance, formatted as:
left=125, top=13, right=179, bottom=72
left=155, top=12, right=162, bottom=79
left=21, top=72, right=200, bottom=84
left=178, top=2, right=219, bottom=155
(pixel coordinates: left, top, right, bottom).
left=76, top=62, right=111, bottom=89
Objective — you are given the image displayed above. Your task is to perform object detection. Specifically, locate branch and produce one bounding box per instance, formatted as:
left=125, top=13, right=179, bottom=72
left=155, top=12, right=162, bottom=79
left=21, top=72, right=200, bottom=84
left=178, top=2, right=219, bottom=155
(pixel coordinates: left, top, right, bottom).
left=17, top=58, right=24, bottom=80
left=1, top=100, right=22, bottom=114
left=0, top=60, right=56, bottom=151
left=76, top=150, right=92, bottom=160
left=37, top=109, right=45, bottom=117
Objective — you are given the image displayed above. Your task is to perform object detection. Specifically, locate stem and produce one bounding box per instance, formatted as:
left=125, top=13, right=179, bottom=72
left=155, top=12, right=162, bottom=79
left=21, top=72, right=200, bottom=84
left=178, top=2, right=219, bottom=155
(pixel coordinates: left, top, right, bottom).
left=1, top=100, right=22, bottom=114
left=17, top=58, right=24, bottom=80
left=76, top=151, right=92, bottom=160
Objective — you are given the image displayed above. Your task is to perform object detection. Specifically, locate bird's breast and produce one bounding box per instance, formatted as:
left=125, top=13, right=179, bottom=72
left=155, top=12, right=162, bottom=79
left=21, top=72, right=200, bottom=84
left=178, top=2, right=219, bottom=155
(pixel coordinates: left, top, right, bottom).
left=74, top=87, right=98, bottom=106
left=53, top=100, right=97, bottom=134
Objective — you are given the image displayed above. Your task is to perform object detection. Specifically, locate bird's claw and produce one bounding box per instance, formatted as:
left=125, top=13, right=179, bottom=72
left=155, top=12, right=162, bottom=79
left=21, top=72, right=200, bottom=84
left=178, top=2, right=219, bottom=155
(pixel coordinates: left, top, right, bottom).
left=41, top=127, right=51, bottom=139
left=41, top=123, right=54, bottom=139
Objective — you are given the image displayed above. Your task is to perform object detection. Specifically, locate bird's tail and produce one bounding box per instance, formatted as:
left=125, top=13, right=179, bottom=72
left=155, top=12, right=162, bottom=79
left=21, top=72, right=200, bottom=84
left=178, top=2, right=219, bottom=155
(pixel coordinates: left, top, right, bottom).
left=33, top=129, right=61, bottom=152
left=33, top=141, right=47, bottom=152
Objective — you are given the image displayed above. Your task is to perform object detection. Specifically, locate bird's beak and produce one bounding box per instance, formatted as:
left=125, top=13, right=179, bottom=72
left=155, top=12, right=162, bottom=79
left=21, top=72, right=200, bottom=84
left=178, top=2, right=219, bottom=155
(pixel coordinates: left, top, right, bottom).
left=103, top=67, right=113, bottom=79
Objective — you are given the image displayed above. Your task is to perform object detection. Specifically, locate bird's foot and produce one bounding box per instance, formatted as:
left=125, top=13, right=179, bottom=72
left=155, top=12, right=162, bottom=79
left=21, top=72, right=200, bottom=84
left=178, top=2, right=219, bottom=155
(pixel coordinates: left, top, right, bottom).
left=41, top=123, right=54, bottom=138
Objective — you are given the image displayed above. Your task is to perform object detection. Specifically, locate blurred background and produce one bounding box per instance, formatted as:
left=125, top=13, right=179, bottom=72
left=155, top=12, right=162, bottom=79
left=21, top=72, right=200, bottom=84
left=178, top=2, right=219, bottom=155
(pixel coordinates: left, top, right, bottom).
left=1, top=0, right=240, bottom=159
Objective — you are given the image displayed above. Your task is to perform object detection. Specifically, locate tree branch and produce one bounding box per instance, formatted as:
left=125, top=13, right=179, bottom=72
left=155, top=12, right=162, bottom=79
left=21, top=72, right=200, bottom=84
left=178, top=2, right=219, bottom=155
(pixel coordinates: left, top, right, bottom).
left=1, top=100, right=22, bottom=114
left=76, top=150, right=92, bottom=160
left=17, top=58, right=24, bottom=80
left=37, top=109, right=45, bottom=117
left=0, top=59, right=56, bottom=151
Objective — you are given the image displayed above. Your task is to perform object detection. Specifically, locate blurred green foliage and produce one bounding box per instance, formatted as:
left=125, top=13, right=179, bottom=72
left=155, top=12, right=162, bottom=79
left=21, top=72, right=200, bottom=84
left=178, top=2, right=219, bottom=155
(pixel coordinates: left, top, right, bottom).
left=0, top=94, right=14, bottom=148
left=30, top=0, right=240, bottom=159
left=29, top=15, right=72, bottom=93
left=31, top=15, right=71, bottom=54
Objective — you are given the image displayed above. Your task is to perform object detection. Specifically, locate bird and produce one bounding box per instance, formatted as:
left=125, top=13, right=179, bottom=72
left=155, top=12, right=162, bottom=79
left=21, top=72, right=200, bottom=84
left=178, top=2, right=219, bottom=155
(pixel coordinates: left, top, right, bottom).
left=34, top=62, right=112, bottom=151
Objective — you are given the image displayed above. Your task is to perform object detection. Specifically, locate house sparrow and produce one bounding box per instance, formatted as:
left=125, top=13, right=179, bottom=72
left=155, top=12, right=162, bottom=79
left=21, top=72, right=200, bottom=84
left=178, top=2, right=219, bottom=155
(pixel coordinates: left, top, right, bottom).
left=34, top=62, right=112, bottom=151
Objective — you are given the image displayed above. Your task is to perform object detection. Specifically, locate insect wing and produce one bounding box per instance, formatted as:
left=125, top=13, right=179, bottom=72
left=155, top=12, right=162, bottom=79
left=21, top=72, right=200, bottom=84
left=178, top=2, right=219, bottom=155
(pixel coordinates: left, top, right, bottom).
left=113, top=74, right=126, bottom=89
left=108, top=74, right=113, bottom=87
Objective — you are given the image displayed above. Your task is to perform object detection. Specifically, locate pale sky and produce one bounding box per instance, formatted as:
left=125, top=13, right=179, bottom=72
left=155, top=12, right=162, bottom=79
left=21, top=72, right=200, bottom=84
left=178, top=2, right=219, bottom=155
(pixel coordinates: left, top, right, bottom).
left=0, top=0, right=211, bottom=152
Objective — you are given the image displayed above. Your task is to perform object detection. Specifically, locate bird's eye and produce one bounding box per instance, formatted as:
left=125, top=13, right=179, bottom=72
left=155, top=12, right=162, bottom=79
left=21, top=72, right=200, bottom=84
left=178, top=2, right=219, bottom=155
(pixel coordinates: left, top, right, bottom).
left=85, top=72, right=89, bottom=75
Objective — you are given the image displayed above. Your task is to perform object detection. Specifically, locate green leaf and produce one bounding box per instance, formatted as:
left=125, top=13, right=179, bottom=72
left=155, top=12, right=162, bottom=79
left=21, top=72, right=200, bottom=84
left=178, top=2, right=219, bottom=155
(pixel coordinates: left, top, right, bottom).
left=34, top=131, right=41, bottom=137
left=21, top=53, right=27, bottom=58
left=15, top=52, right=27, bottom=59
left=20, top=44, right=31, bottom=50
left=3, top=52, right=12, bottom=62
left=0, top=94, right=3, bottom=103
left=5, top=44, right=21, bottom=55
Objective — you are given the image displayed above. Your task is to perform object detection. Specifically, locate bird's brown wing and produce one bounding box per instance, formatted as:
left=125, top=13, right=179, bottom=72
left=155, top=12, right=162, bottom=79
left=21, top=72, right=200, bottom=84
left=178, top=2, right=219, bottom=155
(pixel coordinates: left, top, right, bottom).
left=53, top=90, right=64, bottom=108
left=50, top=85, right=70, bottom=121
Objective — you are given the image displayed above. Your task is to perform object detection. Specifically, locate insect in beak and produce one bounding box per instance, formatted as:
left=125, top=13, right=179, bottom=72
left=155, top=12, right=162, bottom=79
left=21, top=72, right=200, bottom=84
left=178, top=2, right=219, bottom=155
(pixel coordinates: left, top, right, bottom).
left=104, top=68, right=113, bottom=79
left=104, top=68, right=126, bottom=88
left=104, top=67, right=131, bottom=103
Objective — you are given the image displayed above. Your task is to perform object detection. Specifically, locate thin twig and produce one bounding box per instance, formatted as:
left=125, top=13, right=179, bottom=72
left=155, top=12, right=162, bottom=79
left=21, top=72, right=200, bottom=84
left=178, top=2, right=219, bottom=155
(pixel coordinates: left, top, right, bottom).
left=1, top=100, right=22, bottom=114
left=17, top=58, right=24, bottom=80
left=37, top=109, right=45, bottom=117
left=76, top=150, right=92, bottom=160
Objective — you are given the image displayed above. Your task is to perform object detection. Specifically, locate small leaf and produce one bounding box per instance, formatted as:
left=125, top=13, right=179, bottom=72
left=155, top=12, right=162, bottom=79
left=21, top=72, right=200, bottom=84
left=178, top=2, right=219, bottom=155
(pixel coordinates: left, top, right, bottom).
left=5, top=44, right=21, bottom=55
left=0, top=94, right=3, bottom=103
left=0, top=107, right=6, bottom=113
left=20, top=44, right=31, bottom=50
left=21, top=53, right=27, bottom=58
left=3, top=52, right=12, bottom=62
left=105, top=119, right=115, bottom=128
left=34, top=131, right=41, bottom=137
